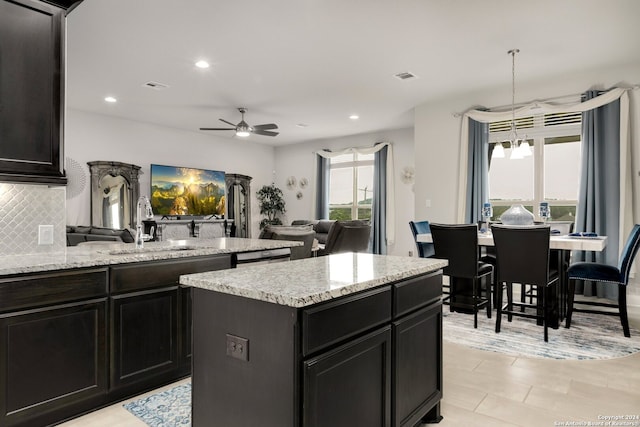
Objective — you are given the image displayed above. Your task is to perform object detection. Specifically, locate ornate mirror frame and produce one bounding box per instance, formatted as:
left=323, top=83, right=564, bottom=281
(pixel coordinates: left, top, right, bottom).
left=225, top=173, right=252, bottom=238
left=88, top=161, right=141, bottom=230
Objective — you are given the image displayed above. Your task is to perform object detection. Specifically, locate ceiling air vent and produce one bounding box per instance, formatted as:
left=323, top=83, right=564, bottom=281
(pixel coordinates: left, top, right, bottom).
left=143, top=81, right=170, bottom=90
left=394, top=71, right=418, bottom=81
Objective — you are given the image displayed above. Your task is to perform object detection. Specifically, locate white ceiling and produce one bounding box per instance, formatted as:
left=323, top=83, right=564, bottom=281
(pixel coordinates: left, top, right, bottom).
left=65, top=0, right=640, bottom=146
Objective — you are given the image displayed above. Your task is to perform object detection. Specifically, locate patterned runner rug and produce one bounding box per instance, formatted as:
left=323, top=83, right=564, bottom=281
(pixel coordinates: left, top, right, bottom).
left=124, top=383, right=191, bottom=426
left=443, top=309, right=640, bottom=359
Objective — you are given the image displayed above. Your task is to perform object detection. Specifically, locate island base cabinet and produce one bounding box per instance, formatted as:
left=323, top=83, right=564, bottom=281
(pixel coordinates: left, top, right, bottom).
left=0, top=299, right=108, bottom=427
left=393, top=303, right=443, bottom=427
left=303, top=326, right=392, bottom=427
left=191, top=271, right=444, bottom=427
left=192, top=289, right=298, bottom=427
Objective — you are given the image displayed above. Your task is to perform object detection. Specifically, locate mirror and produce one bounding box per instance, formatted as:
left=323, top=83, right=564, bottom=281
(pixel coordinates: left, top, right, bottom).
left=225, top=173, right=252, bottom=238
left=88, top=161, right=141, bottom=230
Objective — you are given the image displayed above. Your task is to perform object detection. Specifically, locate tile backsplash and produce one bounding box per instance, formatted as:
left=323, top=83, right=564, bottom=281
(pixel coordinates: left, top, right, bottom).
left=0, top=183, right=66, bottom=255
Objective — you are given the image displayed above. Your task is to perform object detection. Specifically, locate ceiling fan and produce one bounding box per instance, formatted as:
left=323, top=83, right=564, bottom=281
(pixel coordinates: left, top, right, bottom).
left=199, top=107, right=279, bottom=137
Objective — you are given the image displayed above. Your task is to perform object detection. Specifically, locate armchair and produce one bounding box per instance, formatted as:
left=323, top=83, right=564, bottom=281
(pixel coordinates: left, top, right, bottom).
left=318, top=220, right=371, bottom=256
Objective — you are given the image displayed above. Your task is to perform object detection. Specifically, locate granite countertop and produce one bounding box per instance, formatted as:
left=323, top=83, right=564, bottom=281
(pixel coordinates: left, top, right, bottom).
left=180, top=252, right=447, bottom=308
left=0, top=238, right=302, bottom=277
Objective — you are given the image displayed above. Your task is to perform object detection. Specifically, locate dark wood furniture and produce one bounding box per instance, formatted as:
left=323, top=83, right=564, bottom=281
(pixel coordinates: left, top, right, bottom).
left=492, top=225, right=559, bottom=342
left=430, top=223, right=493, bottom=328
left=0, top=254, right=231, bottom=427
left=191, top=269, right=443, bottom=427
left=0, top=0, right=80, bottom=184
left=567, top=223, right=640, bottom=338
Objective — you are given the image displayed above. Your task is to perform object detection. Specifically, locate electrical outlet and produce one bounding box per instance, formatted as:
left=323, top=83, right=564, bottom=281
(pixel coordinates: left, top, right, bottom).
left=38, top=225, right=54, bottom=245
left=226, top=334, right=249, bottom=362
left=408, top=250, right=413, bottom=257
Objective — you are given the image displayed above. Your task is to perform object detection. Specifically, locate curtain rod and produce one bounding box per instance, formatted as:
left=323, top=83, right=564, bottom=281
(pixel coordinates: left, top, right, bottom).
left=452, top=84, right=639, bottom=118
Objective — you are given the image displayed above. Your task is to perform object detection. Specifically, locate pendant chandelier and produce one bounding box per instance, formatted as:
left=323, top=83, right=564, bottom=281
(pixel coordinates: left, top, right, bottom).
left=492, top=49, right=531, bottom=160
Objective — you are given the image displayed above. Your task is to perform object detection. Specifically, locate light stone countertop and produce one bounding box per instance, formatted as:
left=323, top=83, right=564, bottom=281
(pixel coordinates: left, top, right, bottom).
left=0, top=238, right=302, bottom=277
left=180, top=252, right=447, bottom=308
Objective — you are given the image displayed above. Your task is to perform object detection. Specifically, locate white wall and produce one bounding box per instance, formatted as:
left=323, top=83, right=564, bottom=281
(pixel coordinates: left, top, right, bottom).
left=65, top=109, right=276, bottom=236
left=274, top=128, right=416, bottom=257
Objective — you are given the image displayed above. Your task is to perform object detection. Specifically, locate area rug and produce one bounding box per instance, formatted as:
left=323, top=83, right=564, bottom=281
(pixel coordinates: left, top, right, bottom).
left=443, top=309, right=640, bottom=360
left=124, top=383, right=191, bottom=426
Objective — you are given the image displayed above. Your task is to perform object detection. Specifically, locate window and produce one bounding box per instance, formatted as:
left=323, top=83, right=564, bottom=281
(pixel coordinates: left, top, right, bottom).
left=328, top=152, right=374, bottom=220
left=488, top=112, right=581, bottom=221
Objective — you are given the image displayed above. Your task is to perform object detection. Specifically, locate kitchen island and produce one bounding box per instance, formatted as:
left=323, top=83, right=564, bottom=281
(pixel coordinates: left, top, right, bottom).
left=181, top=252, right=447, bottom=427
left=0, top=238, right=300, bottom=427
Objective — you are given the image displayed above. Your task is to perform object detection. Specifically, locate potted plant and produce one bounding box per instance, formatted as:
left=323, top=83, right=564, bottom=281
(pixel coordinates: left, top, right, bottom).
left=256, top=183, right=286, bottom=229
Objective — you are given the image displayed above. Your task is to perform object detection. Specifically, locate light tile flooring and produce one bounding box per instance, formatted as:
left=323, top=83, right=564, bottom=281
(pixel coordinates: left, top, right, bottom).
left=60, top=308, right=640, bottom=427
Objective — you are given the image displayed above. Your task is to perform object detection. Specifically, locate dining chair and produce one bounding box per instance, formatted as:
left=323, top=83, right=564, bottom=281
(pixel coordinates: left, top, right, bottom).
left=566, top=224, right=640, bottom=337
left=491, top=224, right=559, bottom=342
left=410, top=221, right=450, bottom=306
left=409, top=220, right=435, bottom=258
left=430, top=223, right=492, bottom=328
left=520, top=221, right=575, bottom=308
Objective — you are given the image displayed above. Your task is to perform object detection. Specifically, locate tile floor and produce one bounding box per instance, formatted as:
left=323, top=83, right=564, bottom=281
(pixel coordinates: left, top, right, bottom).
left=59, top=307, right=640, bottom=427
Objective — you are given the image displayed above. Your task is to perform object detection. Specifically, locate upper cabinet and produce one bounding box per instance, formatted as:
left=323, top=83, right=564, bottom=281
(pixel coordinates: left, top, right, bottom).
left=0, top=0, right=78, bottom=185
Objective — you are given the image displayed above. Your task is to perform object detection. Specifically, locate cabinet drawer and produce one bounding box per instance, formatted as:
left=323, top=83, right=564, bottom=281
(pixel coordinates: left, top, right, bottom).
left=303, top=286, right=392, bottom=356
left=0, top=269, right=108, bottom=313
left=393, top=271, right=442, bottom=317
left=110, top=255, right=231, bottom=293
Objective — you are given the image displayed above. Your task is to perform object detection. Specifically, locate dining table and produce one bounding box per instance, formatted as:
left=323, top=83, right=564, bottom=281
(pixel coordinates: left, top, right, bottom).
left=417, top=231, right=607, bottom=327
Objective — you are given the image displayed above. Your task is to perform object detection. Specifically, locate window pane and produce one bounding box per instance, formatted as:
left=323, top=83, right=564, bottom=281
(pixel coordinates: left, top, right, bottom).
left=329, top=168, right=353, bottom=205
left=544, top=137, right=580, bottom=201
left=357, top=208, right=372, bottom=220
left=549, top=205, right=576, bottom=222
left=357, top=165, right=373, bottom=205
left=489, top=143, right=535, bottom=201
left=329, top=207, right=352, bottom=220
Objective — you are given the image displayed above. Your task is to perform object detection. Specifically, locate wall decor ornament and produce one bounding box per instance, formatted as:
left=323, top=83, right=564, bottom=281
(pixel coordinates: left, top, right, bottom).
left=296, top=191, right=303, bottom=200
left=299, top=177, right=308, bottom=189
left=286, top=176, right=297, bottom=190
left=400, top=166, right=415, bottom=185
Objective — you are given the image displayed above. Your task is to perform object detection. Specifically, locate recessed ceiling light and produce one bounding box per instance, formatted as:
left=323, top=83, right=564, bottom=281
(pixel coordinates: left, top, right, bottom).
left=195, top=60, right=210, bottom=69
left=104, top=96, right=117, bottom=103
left=349, top=115, right=359, bottom=120
left=296, top=123, right=309, bottom=128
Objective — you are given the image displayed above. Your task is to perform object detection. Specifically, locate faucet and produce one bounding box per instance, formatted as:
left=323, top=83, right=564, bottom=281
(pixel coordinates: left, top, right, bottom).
left=135, top=196, right=154, bottom=249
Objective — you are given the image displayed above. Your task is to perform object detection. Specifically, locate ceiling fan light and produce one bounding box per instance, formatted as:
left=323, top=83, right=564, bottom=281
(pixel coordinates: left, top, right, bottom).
left=236, top=129, right=250, bottom=137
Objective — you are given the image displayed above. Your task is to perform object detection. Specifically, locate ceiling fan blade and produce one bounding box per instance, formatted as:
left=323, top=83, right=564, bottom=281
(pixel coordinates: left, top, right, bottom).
left=199, top=127, right=235, bottom=131
left=252, top=129, right=279, bottom=137
left=252, top=123, right=278, bottom=131
left=219, top=118, right=237, bottom=127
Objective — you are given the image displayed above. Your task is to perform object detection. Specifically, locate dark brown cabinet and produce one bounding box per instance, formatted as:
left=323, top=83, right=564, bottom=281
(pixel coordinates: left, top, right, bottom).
left=0, top=0, right=68, bottom=184
left=393, top=303, right=443, bottom=426
left=0, top=268, right=108, bottom=427
left=0, top=253, right=232, bottom=427
left=110, top=287, right=179, bottom=391
left=108, top=254, right=231, bottom=394
left=303, top=327, right=392, bottom=427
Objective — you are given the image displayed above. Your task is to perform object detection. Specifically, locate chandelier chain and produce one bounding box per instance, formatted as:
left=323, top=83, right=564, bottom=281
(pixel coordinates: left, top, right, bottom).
left=509, top=48, right=519, bottom=134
